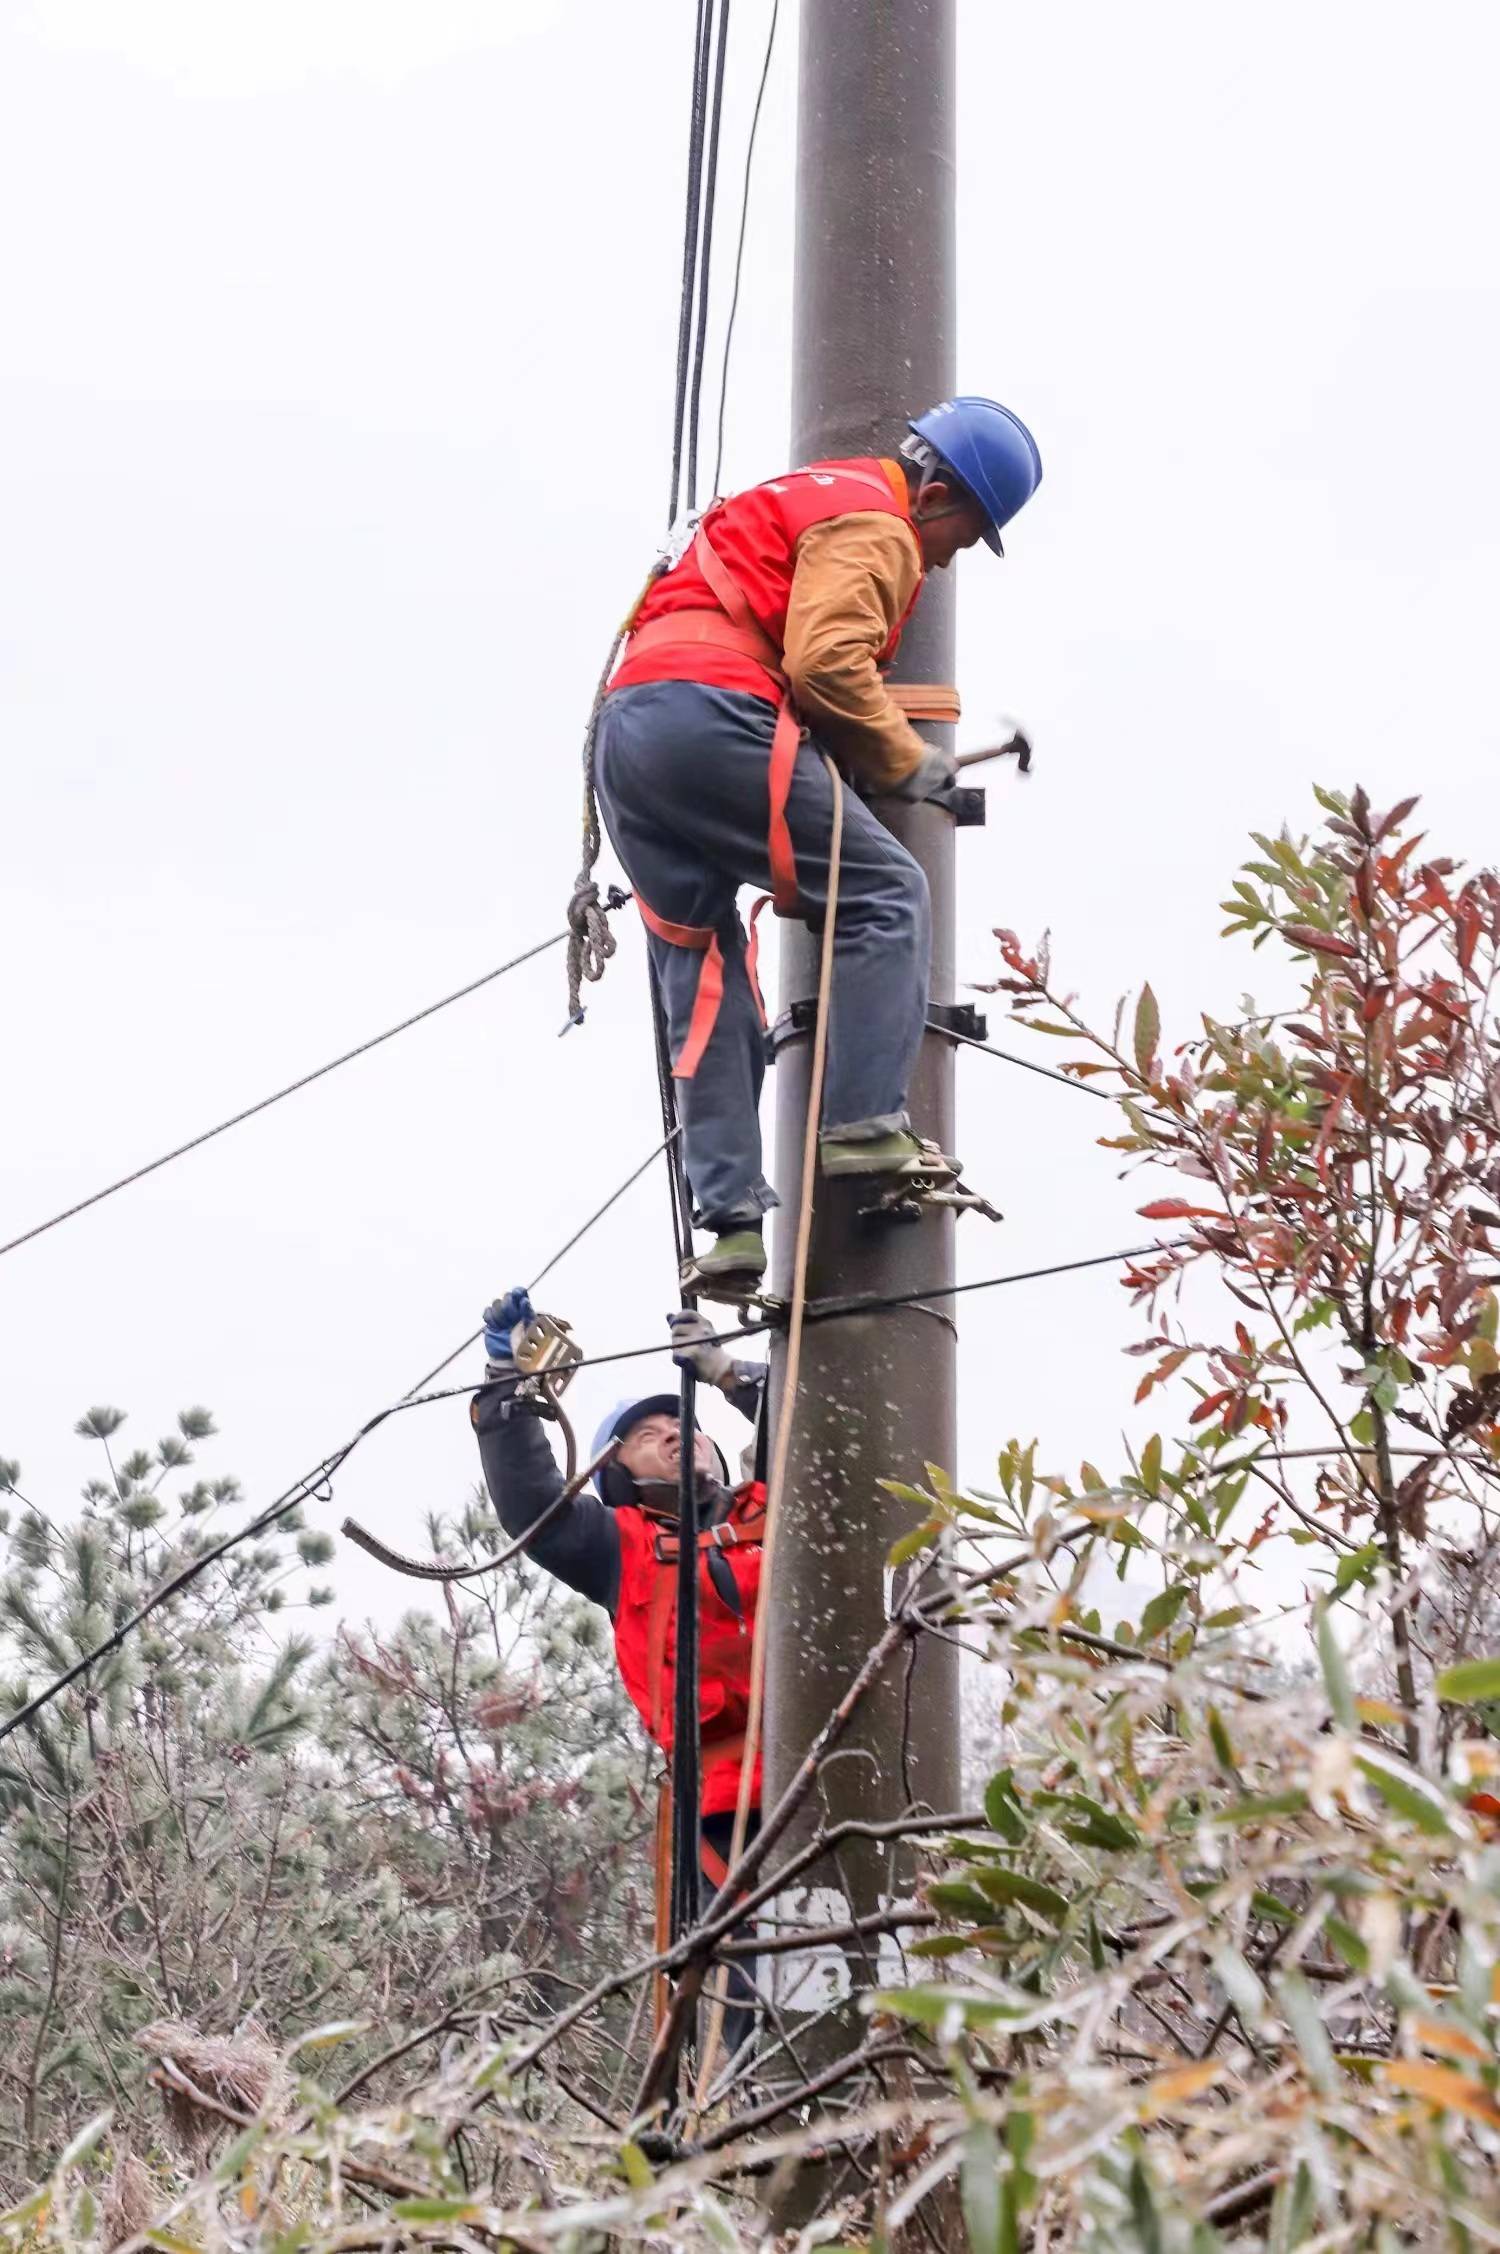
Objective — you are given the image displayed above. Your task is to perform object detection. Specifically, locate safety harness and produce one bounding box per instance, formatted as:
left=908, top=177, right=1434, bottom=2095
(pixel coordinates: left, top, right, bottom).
left=616, top=466, right=959, bottom=1086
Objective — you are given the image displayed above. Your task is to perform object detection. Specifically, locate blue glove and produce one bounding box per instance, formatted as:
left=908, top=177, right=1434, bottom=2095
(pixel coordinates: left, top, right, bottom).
left=483, top=1286, right=535, bottom=1369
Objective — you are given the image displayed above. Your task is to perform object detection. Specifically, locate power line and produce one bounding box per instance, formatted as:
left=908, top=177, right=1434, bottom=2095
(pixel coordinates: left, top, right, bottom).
left=398, top=1126, right=681, bottom=1401
left=409, top=1234, right=1193, bottom=1398
left=685, top=0, right=732, bottom=509
left=799, top=1238, right=1189, bottom=1327
left=712, top=0, right=780, bottom=499
left=667, top=0, right=714, bottom=524
left=0, top=924, right=599, bottom=1265
left=0, top=1130, right=680, bottom=1749
left=941, top=1021, right=1111, bottom=1101
left=0, top=1226, right=1183, bottom=1749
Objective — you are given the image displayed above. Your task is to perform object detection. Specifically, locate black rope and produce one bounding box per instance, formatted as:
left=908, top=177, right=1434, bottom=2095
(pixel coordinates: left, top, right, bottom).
left=0, top=925, right=597, bottom=1263
left=647, top=962, right=703, bottom=1972
left=712, top=0, right=780, bottom=498
left=649, top=970, right=696, bottom=1277
left=655, top=0, right=739, bottom=2034
left=671, top=1353, right=702, bottom=1968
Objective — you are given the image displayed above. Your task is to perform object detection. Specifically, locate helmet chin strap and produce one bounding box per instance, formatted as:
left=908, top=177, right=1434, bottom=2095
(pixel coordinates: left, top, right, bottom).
left=902, top=435, right=963, bottom=528
left=635, top=1473, right=731, bottom=1526
left=912, top=471, right=968, bottom=530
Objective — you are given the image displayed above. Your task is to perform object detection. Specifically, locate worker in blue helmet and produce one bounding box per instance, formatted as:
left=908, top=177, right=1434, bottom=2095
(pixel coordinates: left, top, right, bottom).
left=471, top=1287, right=769, bottom=2057
left=901, top=397, right=1043, bottom=556
left=600, top=394, right=1042, bottom=1296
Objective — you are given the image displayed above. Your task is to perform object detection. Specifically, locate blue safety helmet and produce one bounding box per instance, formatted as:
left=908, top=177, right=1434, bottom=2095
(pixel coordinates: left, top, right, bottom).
left=907, top=396, right=1042, bottom=556
left=591, top=1394, right=729, bottom=1510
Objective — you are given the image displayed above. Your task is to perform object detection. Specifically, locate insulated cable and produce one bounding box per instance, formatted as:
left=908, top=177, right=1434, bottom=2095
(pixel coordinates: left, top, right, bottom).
left=342, top=1413, right=614, bottom=1587
left=0, top=1229, right=1184, bottom=1745
left=711, top=0, right=780, bottom=500
left=666, top=0, right=714, bottom=526
left=647, top=955, right=705, bottom=1957
left=1, top=922, right=618, bottom=1265
left=938, top=1020, right=1111, bottom=1101
left=685, top=0, right=733, bottom=510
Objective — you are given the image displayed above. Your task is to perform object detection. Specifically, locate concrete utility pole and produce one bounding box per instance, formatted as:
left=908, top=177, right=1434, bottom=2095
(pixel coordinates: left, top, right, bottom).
left=765, top=0, right=967, bottom=2057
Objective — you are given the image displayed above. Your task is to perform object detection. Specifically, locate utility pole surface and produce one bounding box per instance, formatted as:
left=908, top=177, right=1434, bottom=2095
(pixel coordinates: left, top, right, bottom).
left=764, top=0, right=964, bottom=2069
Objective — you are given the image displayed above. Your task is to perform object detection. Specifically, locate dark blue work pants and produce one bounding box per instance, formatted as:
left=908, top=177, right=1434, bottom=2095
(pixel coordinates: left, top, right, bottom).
left=594, top=681, right=930, bottom=1233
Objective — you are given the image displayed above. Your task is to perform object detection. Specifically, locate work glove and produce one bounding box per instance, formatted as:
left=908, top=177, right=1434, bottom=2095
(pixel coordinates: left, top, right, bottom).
left=482, top=1286, right=536, bottom=1379
left=667, top=1307, right=736, bottom=1390
left=887, top=744, right=958, bottom=804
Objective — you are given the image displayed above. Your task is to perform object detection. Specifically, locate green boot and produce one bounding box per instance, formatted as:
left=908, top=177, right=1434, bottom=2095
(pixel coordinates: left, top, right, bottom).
left=819, top=1129, right=962, bottom=1182
left=680, top=1228, right=766, bottom=1296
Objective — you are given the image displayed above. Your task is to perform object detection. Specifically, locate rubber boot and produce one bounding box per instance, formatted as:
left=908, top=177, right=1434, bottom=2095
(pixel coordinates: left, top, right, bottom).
left=680, top=1227, right=766, bottom=1298
left=819, top=1129, right=962, bottom=1182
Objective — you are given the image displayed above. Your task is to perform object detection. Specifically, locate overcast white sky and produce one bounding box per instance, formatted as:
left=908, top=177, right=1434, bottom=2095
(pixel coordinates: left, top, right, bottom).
left=4, top=0, right=1500, bottom=1634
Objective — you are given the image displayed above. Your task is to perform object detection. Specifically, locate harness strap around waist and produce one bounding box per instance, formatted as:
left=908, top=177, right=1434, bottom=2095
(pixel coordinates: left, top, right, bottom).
left=622, top=610, right=787, bottom=684
left=625, top=612, right=960, bottom=733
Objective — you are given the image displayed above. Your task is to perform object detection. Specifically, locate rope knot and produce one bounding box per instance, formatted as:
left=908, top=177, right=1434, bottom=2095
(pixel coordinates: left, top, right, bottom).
left=561, top=579, right=658, bottom=1033
left=563, top=874, right=618, bottom=1031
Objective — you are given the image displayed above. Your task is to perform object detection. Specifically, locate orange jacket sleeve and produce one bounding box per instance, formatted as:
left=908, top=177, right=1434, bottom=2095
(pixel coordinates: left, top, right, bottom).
left=781, top=513, right=929, bottom=791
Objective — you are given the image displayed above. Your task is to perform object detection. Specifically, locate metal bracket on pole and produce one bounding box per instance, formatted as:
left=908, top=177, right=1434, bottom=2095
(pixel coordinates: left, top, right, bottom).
left=926, top=1003, right=989, bottom=1043
left=951, top=786, right=986, bottom=828
left=766, top=998, right=986, bottom=1064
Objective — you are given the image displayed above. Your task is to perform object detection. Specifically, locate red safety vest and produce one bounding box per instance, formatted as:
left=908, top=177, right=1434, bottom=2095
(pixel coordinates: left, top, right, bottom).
left=610, top=459, right=927, bottom=1079
left=613, top=456, right=922, bottom=707
left=612, top=1479, right=765, bottom=1821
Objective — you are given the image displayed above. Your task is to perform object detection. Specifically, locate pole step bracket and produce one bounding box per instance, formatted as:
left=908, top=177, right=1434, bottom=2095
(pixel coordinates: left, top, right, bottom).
left=858, top=1177, right=1005, bottom=1226
left=766, top=999, right=987, bottom=1065
left=928, top=1002, right=989, bottom=1043
left=952, top=785, right=986, bottom=828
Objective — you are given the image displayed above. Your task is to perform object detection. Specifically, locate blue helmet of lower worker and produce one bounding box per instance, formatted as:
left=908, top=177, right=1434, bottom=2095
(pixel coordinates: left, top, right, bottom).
left=909, top=396, right=1042, bottom=556
left=591, top=1395, right=681, bottom=1486
left=591, top=1394, right=731, bottom=1508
